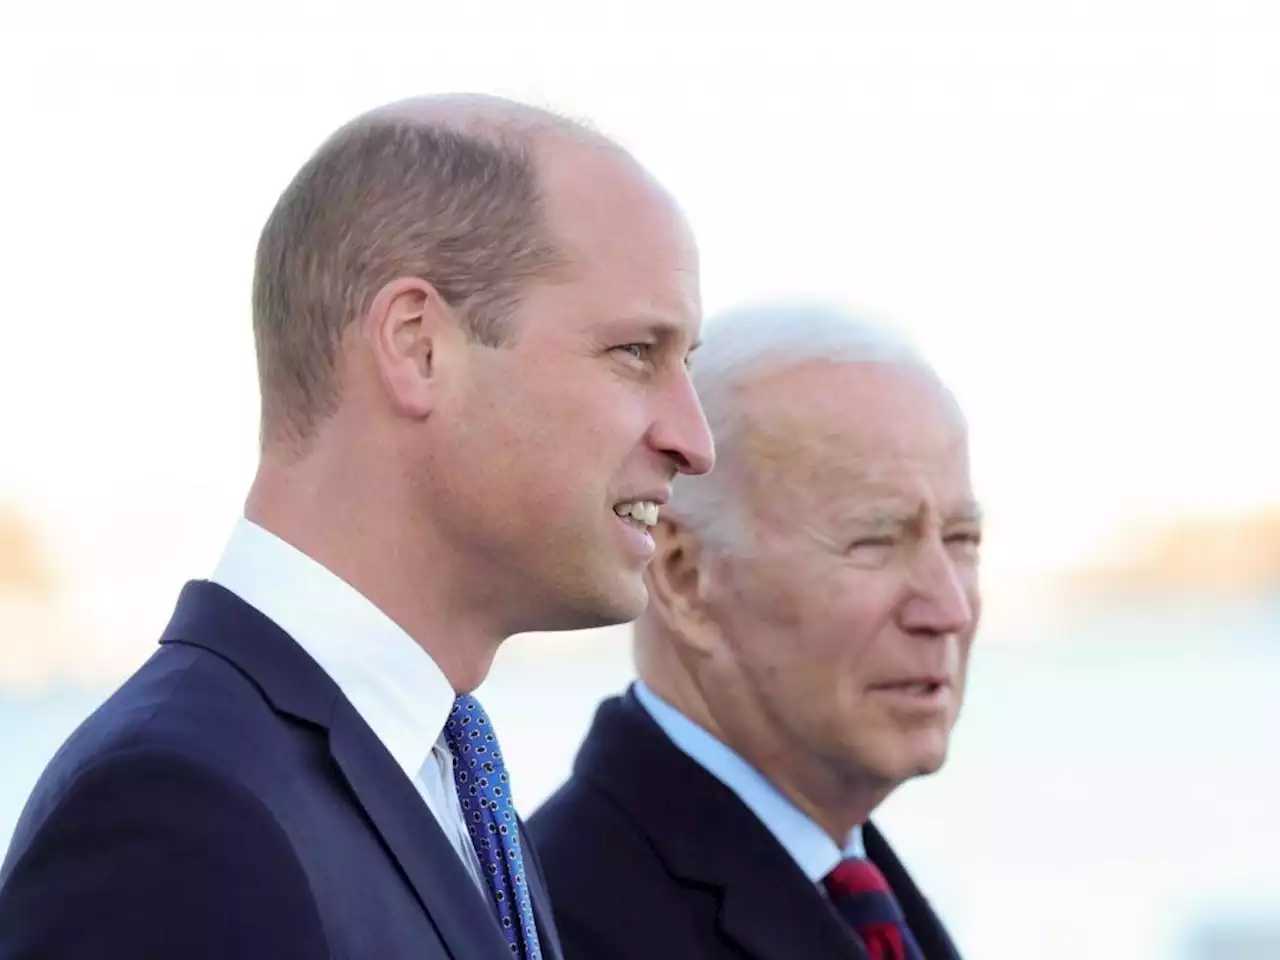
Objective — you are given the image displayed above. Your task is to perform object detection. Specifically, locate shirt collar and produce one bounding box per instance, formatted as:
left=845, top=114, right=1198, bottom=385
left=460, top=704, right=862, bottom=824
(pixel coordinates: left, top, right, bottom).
left=210, top=518, right=456, bottom=782
left=633, top=680, right=864, bottom=882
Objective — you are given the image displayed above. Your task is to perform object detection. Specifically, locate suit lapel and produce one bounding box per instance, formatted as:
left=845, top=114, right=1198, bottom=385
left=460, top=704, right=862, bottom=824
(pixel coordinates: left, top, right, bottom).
left=715, top=870, right=867, bottom=960
left=519, top=819, right=564, bottom=960
left=572, top=690, right=865, bottom=960
left=329, top=698, right=512, bottom=960
left=161, top=580, right=511, bottom=960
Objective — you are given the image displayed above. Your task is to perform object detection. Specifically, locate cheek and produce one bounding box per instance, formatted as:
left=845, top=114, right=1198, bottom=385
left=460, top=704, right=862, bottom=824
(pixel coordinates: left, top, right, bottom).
left=812, top=573, right=900, bottom=668
left=535, top=370, right=652, bottom=463
left=713, top=555, right=895, bottom=660
left=474, top=363, right=629, bottom=462
left=447, top=376, right=568, bottom=515
left=705, top=571, right=801, bottom=684
left=806, top=586, right=916, bottom=728
left=814, top=611, right=888, bottom=716
left=751, top=601, right=885, bottom=705
left=729, top=564, right=894, bottom=667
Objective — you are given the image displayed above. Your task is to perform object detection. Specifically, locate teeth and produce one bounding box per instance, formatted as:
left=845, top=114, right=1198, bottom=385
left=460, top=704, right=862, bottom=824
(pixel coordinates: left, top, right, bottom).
left=614, top=501, right=660, bottom=527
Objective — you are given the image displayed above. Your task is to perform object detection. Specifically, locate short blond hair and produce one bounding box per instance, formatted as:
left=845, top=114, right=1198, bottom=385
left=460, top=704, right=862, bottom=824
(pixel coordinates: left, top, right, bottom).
left=251, top=109, right=582, bottom=444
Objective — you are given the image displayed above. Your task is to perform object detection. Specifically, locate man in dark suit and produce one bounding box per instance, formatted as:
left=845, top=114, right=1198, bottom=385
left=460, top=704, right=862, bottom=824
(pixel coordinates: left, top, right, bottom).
left=529, top=303, right=980, bottom=960
left=0, top=93, right=713, bottom=959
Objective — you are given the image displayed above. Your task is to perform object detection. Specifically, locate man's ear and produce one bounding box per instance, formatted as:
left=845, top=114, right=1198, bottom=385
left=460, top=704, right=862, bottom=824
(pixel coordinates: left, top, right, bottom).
left=361, top=276, right=466, bottom=419
left=644, top=516, right=718, bottom=652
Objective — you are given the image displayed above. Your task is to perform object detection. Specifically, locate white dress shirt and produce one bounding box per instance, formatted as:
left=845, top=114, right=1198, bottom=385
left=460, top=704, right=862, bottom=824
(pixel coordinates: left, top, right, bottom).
left=634, top=680, right=865, bottom=884
left=211, top=517, right=485, bottom=891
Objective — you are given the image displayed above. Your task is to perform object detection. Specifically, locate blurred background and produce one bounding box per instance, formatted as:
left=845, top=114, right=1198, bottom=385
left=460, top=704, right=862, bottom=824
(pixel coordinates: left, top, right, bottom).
left=2, top=3, right=1278, bottom=957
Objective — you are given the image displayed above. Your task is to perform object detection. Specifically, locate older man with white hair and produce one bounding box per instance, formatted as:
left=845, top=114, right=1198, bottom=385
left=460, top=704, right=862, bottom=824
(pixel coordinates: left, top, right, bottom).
left=528, top=303, right=978, bottom=960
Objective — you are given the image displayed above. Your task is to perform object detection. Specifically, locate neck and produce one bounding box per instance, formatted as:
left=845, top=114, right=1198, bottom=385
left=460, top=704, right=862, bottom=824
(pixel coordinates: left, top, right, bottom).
left=643, top=658, right=893, bottom=846
left=244, top=452, right=504, bottom=693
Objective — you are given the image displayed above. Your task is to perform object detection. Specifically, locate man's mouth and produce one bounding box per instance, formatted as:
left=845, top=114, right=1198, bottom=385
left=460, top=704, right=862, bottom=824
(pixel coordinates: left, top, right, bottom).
left=888, top=681, right=943, bottom=695
left=870, top=677, right=951, bottom=703
left=613, top=500, right=660, bottom=529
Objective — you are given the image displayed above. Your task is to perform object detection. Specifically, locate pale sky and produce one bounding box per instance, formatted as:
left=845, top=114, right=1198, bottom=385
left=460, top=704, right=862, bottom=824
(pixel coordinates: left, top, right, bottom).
left=2, top=2, right=1279, bottom=678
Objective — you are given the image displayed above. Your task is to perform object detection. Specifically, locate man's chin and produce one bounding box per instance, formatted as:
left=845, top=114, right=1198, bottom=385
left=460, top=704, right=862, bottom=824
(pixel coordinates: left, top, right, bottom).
left=534, top=577, right=649, bottom=633
left=594, top=577, right=650, bottom=627
left=871, top=739, right=951, bottom=785
left=905, top=742, right=951, bottom=779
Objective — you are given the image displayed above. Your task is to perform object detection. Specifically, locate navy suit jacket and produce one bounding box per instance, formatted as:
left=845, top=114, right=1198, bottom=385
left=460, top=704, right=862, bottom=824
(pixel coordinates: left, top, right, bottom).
left=0, top=580, right=563, bottom=960
left=527, top=689, right=962, bottom=960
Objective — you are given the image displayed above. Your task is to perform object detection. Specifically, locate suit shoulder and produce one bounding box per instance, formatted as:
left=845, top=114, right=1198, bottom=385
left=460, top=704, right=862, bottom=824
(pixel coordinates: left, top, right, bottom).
left=35, top=642, right=283, bottom=794
left=5, top=642, right=312, bottom=884
left=527, top=775, right=645, bottom=858
left=527, top=776, right=669, bottom=901
left=8, top=739, right=267, bottom=855
left=529, top=779, right=711, bottom=959
left=0, top=744, right=330, bottom=959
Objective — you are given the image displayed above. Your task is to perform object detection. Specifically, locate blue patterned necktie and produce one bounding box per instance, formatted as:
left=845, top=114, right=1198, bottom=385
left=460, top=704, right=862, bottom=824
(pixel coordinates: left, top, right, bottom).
left=824, top=858, right=923, bottom=960
left=443, top=695, right=543, bottom=960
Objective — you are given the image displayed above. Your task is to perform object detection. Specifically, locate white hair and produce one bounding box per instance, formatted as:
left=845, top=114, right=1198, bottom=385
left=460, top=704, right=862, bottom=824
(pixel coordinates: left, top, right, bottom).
left=669, top=301, right=940, bottom=548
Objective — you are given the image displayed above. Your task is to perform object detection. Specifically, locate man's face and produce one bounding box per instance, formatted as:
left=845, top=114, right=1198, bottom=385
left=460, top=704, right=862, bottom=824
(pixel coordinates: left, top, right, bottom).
left=700, top=360, right=981, bottom=791
left=434, top=146, right=714, bottom=633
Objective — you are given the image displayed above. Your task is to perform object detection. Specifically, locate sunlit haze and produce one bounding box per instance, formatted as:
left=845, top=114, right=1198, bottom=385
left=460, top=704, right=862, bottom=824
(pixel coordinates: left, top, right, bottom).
left=2, top=4, right=1278, bottom=680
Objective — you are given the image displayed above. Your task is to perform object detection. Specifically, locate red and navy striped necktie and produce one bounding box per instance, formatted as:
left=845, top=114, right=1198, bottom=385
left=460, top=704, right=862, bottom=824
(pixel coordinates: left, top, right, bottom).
left=823, top=858, right=923, bottom=960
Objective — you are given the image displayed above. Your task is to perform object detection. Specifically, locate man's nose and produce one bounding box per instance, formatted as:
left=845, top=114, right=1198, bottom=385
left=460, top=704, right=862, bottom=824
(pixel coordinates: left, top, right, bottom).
left=650, top=368, right=715, bottom=476
left=900, top=541, right=976, bottom=636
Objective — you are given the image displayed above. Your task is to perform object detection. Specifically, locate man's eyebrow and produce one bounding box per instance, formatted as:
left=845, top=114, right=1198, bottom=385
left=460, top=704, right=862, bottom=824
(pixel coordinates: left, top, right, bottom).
left=610, top=315, right=700, bottom=350
left=838, top=502, right=984, bottom=528
left=948, top=503, right=985, bottom=524
left=840, top=509, right=915, bottom=529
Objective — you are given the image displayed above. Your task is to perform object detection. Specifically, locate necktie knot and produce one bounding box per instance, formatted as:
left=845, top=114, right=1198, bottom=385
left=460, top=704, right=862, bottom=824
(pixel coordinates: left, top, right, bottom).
left=824, top=858, right=917, bottom=960
left=825, top=857, right=894, bottom=899
left=443, top=695, right=507, bottom=801
left=444, top=695, right=542, bottom=959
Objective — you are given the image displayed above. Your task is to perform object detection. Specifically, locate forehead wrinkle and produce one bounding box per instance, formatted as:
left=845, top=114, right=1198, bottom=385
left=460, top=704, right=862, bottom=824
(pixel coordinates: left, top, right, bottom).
left=732, top=365, right=931, bottom=487
left=738, top=382, right=880, bottom=476
left=838, top=494, right=983, bottom=525
left=736, top=406, right=974, bottom=534
left=733, top=405, right=871, bottom=535
left=722, top=360, right=972, bottom=539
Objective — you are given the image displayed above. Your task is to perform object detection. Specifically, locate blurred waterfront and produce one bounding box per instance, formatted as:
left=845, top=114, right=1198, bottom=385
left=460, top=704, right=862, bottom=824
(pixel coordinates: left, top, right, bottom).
left=4, top=596, right=1279, bottom=960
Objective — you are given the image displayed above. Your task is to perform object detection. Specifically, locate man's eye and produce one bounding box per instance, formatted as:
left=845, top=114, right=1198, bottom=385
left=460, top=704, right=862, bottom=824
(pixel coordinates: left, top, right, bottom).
left=946, top=532, right=983, bottom=553
left=850, top=537, right=895, bottom=551
left=616, top=343, right=652, bottom=362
